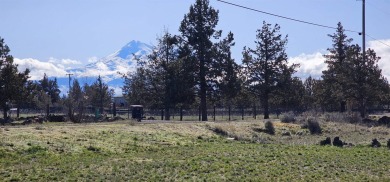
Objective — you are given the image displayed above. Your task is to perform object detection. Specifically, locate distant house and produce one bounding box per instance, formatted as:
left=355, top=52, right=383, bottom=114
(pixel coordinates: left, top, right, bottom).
left=113, top=96, right=128, bottom=108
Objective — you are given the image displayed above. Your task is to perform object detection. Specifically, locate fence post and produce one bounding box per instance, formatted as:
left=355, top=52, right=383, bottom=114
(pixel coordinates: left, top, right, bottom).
left=213, top=105, right=216, bottom=121
left=113, top=103, right=117, bottom=117
left=198, top=106, right=201, bottom=121
left=180, top=106, right=183, bottom=121
left=228, top=106, right=231, bottom=121
left=242, top=107, right=244, bottom=120
left=254, top=105, right=257, bottom=119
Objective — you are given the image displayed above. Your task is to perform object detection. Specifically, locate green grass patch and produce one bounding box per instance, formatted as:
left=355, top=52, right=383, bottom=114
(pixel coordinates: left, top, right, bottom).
left=1, top=120, right=389, bottom=181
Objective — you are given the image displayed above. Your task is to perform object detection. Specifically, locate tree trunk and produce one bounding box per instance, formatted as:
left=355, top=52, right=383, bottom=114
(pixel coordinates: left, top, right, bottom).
left=200, top=91, right=207, bottom=121
left=340, top=101, right=346, bottom=113
left=161, top=109, right=164, bottom=120
left=68, top=100, right=72, bottom=121
left=241, top=107, right=244, bottom=120
left=77, top=102, right=84, bottom=122
left=3, top=108, right=8, bottom=119
left=253, top=104, right=257, bottom=119
left=113, top=103, right=117, bottom=117
left=213, top=105, right=216, bottom=121
left=46, top=104, right=50, bottom=117
left=198, top=106, right=201, bottom=121
left=263, top=93, right=270, bottom=119
left=17, top=106, right=20, bottom=118
left=228, top=105, right=231, bottom=121
left=164, top=107, right=170, bottom=120
left=360, top=99, right=367, bottom=118
left=180, top=106, right=183, bottom=121
left=200, top=58, right=208, bottom=121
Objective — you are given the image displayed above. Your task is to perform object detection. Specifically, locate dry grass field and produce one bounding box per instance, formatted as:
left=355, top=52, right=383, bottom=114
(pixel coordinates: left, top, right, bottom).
left=1, top=117, right=390, bottom=181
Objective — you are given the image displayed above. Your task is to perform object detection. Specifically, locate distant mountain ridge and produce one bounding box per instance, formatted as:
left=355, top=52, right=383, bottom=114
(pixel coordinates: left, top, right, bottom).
left=55, top=40, right=153, bottom=96
left=110, top=40, right=153, bottom=60
left=83, top=40, right=152, bottom=74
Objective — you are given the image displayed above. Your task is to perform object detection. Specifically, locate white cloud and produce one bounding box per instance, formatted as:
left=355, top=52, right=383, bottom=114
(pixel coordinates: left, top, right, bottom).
left=289, top=52, right=327, bottom=79
left=109, top=86, right=123, bottom=97
left=368, top=39, right=390, bottom=80
left=96, top=62, right=109, bottom=70
left=288, top=39, right=390, bottom=81
left=87, top=56, right=99, bottom=63
left=48, top=57, right=82, bottom=65
left=14, top=58, right=69, bottom=80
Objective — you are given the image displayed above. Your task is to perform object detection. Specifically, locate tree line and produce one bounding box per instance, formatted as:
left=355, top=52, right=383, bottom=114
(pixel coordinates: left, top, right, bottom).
left=0, top=37, right=113, bottom=122
left=122, top=0, right=388, bottom=120
left=1, top=0, right=388, bottom=122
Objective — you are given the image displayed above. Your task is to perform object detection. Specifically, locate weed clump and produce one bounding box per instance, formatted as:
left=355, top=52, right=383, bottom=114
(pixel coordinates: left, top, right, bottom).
left=281, top=131, right=291, bottom=136
left=346, top=112, right=362, bottom=124
left=129, top=120, right=136, bottom=126
left=324, top=112, right=361, bottom=123
left=25, top=145, right=47, bottom=154
left=371, top=138, right=381, bottom=148
left=86, top=145, right=101, bottom=152
left=35, top=126, right=45, bottom=130
left=281, top=112, right=296, bottom=123
left=264, top=121, right=275, bottom=135
left=320, top=137, right=331, bottom=146
left=211, top=126, right=229, bottom=136
left=387, top=139, right=390, bottom=149
left=307, top=118, right=322, bottom=134
left=378, top=116, right=390, bottom=127
left=333, top=137, right=344, bottom=147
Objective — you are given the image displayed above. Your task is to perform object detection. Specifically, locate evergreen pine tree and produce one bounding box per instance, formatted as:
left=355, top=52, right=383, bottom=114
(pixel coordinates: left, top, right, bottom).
left=0, top=37, right=30, bottom=119
left=242, top=21, right=298, bottom=119
left=321, top=22, right=353, bottom=112
left=179, top=0, right=223, bottom=121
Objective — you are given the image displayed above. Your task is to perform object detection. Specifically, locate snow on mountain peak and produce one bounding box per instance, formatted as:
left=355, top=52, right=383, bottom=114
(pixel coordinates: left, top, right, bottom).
left=75, top=40, right=153, bottom=85
left=110, top=40, right=153, bottom=59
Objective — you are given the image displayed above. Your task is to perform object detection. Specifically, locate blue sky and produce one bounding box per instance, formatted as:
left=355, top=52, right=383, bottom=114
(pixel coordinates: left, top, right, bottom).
left=2, top=0, right=390, bottom=81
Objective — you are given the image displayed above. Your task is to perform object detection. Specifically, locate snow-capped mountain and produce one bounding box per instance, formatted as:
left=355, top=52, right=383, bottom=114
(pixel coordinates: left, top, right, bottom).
left=109, top=40, right=153, bottom=60
left=73, top=40, right=152, bottom=80
left=56, top=40, right=153, bottom=95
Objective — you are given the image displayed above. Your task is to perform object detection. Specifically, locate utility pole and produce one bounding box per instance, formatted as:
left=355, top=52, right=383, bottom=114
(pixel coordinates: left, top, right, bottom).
left=66, top=74, right=73, bottom=91
left=362, top=0, right=366, bottom=63
left=66, top=73, right=73, bottom=119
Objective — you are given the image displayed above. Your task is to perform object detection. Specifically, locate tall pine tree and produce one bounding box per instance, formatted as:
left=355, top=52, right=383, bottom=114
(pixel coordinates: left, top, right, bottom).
left=179, top=0, right=223, bottom=121
left=322, top=22, right=353, bottom=112
left=242, top=21, right=298, bottom=119
left=179, top=0, right=235, bottom=121
left=0, top=37, right=30, bottom=119
left=343, top=45, right=388, bottom=117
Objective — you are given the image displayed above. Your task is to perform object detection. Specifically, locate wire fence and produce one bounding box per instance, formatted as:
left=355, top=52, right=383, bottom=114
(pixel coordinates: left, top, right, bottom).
left=8, top=106, right=270, bottom=121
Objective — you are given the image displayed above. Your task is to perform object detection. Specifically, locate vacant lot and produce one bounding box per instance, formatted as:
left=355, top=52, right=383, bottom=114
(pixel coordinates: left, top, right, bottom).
left=1, top=119, right=390, bottom=181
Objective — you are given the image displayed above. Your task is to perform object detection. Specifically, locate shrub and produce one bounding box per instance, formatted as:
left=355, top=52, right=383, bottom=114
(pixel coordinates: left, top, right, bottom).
left=362, top=118, right=375, bottom=126
left=211, top=126, right=229, bottom=136
left=48, top=115, right=66, bottom=122
left=264, top=121, right=275, bottom=135
left=281, top=131, right=291, bottom=136
left=378, top=116, right=390, bottom=126
left=86, top=145, right=101, bottom=152
left=25, top=145, right=47, bottom=154
left=387, top=139, right=390, bottom=149
left=324, top=112, right=362, bottom=123
left=345, top=112, right=362, bottom=124
left=35, top=126, right=45, bottom=130
left=371, top=138, right=381, bottom=148
left=320, top=137, right=331, bottom=146
left=324, top=112, right=344, bottom=122
left=333, top=137, right=344, bottom=147
left=307, top=118, right=322, bottom=134
left=280, top=112, right=296, bottom=123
